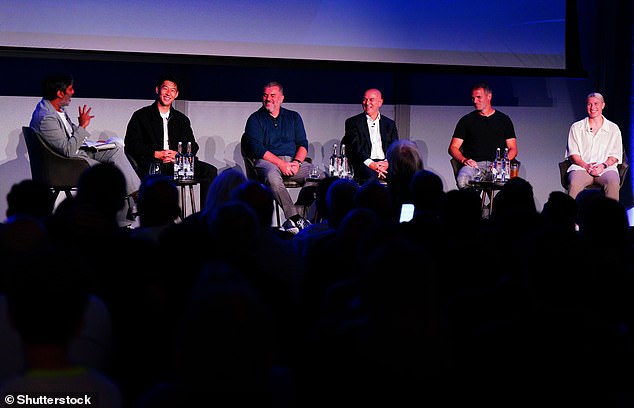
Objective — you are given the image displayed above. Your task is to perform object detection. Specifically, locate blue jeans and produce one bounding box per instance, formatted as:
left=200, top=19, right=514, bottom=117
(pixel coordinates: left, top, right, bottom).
left=456, top=160, right=493, bottom=189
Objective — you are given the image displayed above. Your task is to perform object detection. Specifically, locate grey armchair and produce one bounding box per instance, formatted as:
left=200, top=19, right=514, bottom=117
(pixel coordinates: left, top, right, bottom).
left=22, top=126, right=90, bottom=201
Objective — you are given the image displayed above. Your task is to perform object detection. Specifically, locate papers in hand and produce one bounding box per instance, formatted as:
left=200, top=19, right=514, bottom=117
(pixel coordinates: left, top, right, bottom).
left=81, top=137, right=122, bottom=151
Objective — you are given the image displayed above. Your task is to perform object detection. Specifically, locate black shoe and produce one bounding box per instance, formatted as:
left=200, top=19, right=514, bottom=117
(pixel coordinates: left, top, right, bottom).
left=129, top=190, right=139, bottom=203
left=126, top=206, right=138, bottom=221
left=281, top=219, right=299, bottom=235
left=126, top=192, right=139, bottom=221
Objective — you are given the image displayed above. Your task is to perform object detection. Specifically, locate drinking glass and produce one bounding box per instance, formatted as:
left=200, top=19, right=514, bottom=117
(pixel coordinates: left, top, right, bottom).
left=149, top=162, right=161, bottom=175
left=510, top=162, right=519, bottom=178
left=309, top=164, right=321, bottom=179
left=473, top=167, right=482, bottom=182
left=346, top=166, right=355, bottom=180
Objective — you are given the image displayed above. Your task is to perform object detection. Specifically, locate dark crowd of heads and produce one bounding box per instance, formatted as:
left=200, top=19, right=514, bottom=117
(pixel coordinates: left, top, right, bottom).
left=2, top=162, right=634, bottom=407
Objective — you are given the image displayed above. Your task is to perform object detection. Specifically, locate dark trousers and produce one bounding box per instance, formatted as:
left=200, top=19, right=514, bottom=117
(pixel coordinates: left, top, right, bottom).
left=193, top=160, right=217, bottom=208
left=353, top=162, right=381, bottom=185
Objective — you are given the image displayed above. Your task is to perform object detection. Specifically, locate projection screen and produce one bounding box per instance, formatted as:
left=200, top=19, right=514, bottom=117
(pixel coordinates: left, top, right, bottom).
left=0, top=0, right=566, bottom=69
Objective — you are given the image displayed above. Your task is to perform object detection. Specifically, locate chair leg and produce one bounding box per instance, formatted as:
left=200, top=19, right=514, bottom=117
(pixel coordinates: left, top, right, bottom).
left=51, top=189, right=61, bottom=202
left=480, top=189, right=487, bottom=216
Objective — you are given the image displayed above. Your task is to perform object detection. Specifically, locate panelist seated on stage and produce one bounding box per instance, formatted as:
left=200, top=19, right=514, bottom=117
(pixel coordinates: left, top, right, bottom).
left=240, top=81, right=312, bottom=235
left=448, top=81, right=518, bottom=190
left=341, top=88, right=399, bottom=183
left=564, top=92, right=623, bottom=201
left=29, top=73, right=140, bottom=199
left=124, top=74, right=217, bottom=209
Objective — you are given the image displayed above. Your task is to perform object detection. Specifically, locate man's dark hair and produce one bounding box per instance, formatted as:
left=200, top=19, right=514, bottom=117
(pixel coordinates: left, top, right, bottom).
left=156, top=74, right=180, bottom=90
left=42, top=73, right=73, bottom=101
left=472, top=81, right=492, bottom=94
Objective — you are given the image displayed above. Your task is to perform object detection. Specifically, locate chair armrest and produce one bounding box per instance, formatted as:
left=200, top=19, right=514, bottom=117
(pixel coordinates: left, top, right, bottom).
left=558, top=159, right=572, bottom=190
left=450, top=157, right=462, bottom=178
left=618, top=161, right=629, bottom=188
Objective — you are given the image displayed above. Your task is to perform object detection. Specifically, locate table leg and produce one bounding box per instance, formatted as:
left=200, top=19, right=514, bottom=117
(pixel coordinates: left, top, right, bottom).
left=488, top=189, right=495, bottom=215
left=480, top=188, right=487, bottom=217
left=180, top=185, right=186, bottom=220
left=189, top=185, right=196, bottom=214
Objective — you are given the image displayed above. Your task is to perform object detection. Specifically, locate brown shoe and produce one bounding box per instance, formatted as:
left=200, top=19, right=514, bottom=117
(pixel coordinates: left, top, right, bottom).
left=129, top=190, right=139, bottom=203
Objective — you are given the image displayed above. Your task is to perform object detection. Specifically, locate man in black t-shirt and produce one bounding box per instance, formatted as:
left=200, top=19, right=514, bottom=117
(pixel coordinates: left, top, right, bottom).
left=448, top=82, right=518, bottom=189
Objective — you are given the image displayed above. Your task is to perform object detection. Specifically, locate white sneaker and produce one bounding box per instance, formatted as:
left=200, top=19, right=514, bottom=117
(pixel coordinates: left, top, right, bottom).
left=281, top=219, right=299, bottom=235
left=295, top=216, right=312, bottom=231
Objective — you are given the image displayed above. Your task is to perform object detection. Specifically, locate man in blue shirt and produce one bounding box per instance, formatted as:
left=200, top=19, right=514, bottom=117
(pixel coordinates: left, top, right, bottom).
left=241, top=81, right=311, bottom=233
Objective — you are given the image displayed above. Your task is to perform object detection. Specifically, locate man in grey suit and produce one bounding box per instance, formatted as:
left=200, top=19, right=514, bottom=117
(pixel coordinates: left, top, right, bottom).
left=29, top=73, right=140, bottom=198
left=341, top=88, right=399, bottom=183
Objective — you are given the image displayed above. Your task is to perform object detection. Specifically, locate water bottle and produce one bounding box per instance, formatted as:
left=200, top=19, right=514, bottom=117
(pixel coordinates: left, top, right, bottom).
left=493, top=147, right=502, bottom=181
left=339, top=143, right=349, bottom=178
left=329, top=143, right=339, bottom=177
left=184, top=141, right=195, bottom=180
left=502, top=147, right=510, bottom=182
left=174, top=141, right=183, bottom=180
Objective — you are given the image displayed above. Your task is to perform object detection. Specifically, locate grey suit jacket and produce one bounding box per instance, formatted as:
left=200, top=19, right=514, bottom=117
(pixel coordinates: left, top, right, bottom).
left=30, top=98, right=91, bottom=159
left=28, top=98, right=142, bottom=195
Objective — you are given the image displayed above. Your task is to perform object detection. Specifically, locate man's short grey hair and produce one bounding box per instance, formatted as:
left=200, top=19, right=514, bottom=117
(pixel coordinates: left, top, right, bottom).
left=587, top=92, right=604, bottom=103
left=264, top=81, right=284, bottom=95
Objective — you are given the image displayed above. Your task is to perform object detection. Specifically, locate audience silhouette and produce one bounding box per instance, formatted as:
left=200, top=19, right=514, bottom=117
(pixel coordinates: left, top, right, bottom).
left=5, top=179, right=55, bottom=221
left=129, top=174, right=180, bottom=243
left=3, top=162, right=634, bottom=407
left=0, top=248, right=122, bottom=407
left=202, top=167, right=247, bottom=220
left=385, top=138, right=424, bottom=213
